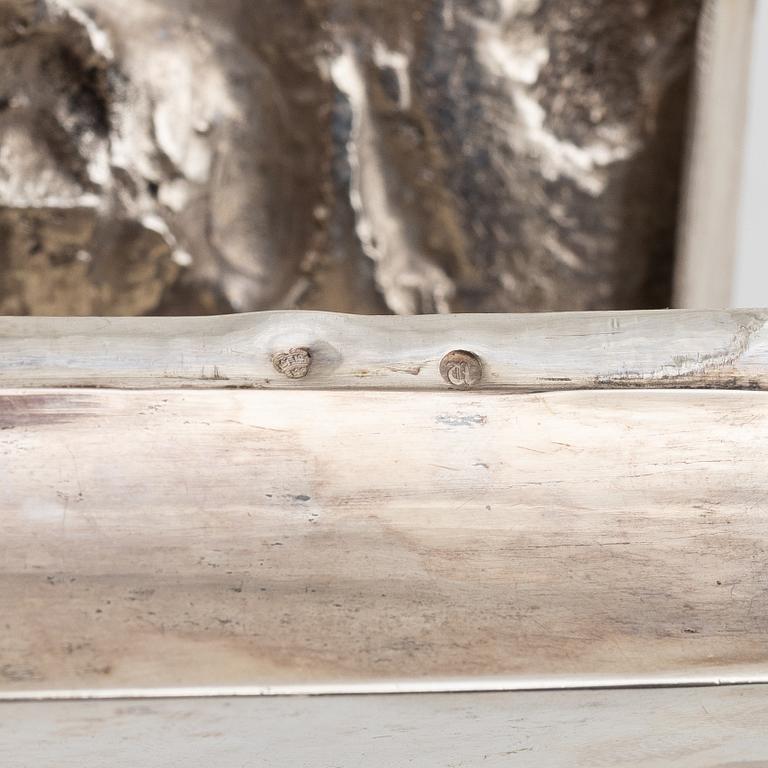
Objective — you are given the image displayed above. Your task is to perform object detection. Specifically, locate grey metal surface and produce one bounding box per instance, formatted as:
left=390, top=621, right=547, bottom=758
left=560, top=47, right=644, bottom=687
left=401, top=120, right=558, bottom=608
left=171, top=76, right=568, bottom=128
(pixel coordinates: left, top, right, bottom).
left=734, top=0, right=768, bottom=308
left=2, top=686, right=768, bottom=767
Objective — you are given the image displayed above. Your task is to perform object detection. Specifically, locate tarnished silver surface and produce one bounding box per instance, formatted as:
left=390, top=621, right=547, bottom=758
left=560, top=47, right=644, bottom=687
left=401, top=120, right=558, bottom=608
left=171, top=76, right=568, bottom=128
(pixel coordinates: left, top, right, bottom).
left=0, top=0, right=701, bottom=315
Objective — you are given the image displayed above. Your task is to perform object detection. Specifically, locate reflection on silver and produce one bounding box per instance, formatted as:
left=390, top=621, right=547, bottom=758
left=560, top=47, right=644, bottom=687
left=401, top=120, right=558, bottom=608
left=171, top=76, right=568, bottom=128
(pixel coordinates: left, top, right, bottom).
left=0, top=0, right=701, bottom=315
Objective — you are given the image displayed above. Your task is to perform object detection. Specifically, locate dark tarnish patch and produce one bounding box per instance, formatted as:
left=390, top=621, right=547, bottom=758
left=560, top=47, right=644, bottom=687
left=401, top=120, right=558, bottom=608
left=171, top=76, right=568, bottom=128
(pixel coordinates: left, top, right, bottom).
left=591, top=374, right=767, bottom=391
left=0, top=663, right=41, bottom=682
left=435, top=413, right=487, bottom=427
left=0, top=393, right=96, bottom=429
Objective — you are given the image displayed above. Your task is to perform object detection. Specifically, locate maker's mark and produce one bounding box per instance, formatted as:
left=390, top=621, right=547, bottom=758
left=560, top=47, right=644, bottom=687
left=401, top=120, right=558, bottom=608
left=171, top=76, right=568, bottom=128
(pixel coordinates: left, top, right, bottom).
left=272, top=347, right=312, bottom=379
left=439, top=350, right=483, bottom=389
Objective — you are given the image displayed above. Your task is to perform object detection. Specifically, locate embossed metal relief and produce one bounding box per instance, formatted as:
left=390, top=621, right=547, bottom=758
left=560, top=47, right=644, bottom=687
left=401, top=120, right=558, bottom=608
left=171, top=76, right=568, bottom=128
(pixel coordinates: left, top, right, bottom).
left=0, top=0, right=701, bottom=316
left=272, top=347, right=312, bottom=379
left=439, top=350, right=483, bottom=390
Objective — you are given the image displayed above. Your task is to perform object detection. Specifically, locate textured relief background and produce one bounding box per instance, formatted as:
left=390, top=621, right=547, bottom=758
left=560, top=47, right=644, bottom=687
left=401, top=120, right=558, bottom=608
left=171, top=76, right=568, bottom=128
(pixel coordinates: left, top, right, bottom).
left=0, top=0, right=701, bottom=315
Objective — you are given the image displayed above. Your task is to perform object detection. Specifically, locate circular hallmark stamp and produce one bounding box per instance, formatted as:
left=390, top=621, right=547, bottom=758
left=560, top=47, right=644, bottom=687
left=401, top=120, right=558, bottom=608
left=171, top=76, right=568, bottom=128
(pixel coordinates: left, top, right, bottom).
left=439, top=350, right=482, bottom=389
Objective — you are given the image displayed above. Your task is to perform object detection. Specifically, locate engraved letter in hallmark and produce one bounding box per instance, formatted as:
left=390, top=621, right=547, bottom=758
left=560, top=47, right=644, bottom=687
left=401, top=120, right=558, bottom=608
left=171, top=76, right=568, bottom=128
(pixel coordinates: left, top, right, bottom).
left=439, top=350, right=482, bottom=390
left=272, top=347, right=312, bottom=379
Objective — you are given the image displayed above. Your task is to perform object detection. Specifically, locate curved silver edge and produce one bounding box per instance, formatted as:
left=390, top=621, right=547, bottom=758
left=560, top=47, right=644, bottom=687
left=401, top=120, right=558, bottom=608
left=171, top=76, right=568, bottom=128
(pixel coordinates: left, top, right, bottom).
left=5, top=674, right=768, bottom=702
left=0, top=308, right=767, bottom=391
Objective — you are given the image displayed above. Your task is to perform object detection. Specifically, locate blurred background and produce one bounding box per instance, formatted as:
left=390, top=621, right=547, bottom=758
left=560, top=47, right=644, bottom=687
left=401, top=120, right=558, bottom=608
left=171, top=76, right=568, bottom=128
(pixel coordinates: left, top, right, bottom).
left=0, top=0, right=763, bottom=316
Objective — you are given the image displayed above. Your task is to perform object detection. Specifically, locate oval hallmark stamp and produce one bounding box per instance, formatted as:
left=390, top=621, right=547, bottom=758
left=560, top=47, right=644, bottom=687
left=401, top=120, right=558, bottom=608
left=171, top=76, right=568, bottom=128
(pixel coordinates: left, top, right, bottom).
left=272, top=347, right=312, bottom=379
